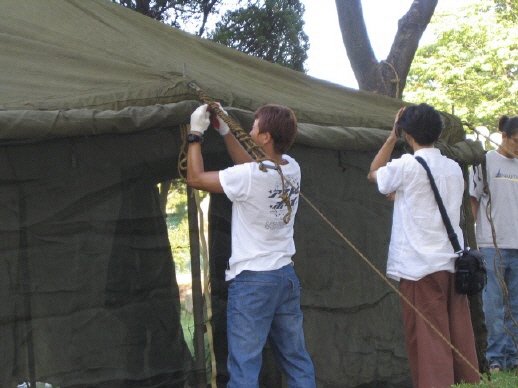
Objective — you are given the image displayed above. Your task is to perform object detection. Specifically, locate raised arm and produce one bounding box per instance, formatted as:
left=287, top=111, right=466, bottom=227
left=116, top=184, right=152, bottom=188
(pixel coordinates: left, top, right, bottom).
left=212, top=104, right=254, bottom=165
left=186, top=105, right=224, bottom=193
left=367, top=108, right=405, bottom=183
left=221, top=132, right=254, bottom=165
left=367, top=134, right=398, bottom=183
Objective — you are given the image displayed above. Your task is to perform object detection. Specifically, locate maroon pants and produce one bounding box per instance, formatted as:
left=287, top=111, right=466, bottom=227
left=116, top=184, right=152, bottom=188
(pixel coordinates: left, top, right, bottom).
left=399, top=271, right=480, bottom=388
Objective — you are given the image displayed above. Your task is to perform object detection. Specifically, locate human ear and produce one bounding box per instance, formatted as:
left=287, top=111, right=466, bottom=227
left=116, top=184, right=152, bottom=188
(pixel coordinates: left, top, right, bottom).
left=262, top=131, right=272, bottom=145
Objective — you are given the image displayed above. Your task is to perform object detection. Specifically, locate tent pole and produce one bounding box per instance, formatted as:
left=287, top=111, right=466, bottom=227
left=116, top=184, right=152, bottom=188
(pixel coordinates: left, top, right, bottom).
left=187, top=186, right=207, bottom=387
left=12, top=162, right=37, bottom=387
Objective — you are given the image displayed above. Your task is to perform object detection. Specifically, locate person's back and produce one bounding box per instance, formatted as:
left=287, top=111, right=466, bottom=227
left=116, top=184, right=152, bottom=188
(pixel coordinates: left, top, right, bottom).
left=383, top=150, right=464, bottom=281
left=186, top=102, right=316, bottom=388
left=220, top=156, right=300, bottom=280
left=368, top=103, right=480, bottom=387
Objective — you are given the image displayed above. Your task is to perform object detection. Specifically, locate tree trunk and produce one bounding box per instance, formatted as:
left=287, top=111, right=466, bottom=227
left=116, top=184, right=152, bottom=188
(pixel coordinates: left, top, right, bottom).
left=335, top=0, right=438, bottom=98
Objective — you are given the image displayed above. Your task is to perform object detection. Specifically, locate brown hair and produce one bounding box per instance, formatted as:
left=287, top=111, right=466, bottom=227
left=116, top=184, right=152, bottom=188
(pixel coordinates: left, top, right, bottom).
left=254, top=104, right=298, bottom=154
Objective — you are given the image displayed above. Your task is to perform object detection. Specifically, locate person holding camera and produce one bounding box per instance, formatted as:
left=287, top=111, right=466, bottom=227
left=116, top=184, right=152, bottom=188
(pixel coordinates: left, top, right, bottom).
left=469, top=115, right=518, bottom=373
left=367, top=103, right=479, bottom=387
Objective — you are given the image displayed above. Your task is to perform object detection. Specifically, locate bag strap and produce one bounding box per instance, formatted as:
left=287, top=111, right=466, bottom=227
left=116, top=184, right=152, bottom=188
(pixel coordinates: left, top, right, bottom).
left=414, top=156, right=463, bottom=255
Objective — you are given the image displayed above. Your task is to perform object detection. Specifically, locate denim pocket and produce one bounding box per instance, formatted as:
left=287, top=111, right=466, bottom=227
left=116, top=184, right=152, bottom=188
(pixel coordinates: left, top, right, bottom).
left=229, top=277, right=278, bottom=311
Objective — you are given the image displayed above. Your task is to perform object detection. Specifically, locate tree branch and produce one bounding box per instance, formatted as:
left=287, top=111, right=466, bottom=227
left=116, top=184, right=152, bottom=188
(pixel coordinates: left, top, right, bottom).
left=386, top=0, right=438, bottom=97
left=335, top=0, right=379, bottom=90
left=336, top=0, right=437, bottom=98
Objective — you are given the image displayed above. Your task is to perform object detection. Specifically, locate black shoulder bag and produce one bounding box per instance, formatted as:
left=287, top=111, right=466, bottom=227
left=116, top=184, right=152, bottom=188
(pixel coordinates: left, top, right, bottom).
left=415, top=156, right=487, bottom=295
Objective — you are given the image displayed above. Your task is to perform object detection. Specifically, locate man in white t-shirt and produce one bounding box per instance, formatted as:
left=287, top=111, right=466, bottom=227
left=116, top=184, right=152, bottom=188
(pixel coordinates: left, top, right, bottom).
left=469, top=115, right=518, bottom=373
left=367, top=103, right=479, bottom=387
left=186, top=103, right=315, bottom=388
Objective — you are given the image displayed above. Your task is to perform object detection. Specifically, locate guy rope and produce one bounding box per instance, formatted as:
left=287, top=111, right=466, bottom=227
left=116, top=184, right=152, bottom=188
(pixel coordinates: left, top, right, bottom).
left=186, top=83, right=491, bottom=385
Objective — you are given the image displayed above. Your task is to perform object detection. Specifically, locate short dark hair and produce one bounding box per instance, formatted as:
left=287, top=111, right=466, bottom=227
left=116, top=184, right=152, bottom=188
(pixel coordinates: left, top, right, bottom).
left=255, top=104, right=298, bottom=154
left=498, top=115, right=518, bottom=137
left=396, top=103, right=444, bottom=146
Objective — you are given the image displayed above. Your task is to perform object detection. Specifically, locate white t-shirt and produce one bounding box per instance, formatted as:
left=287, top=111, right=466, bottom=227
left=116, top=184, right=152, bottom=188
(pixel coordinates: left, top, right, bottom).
left=219, top=155, right=301, bottom=281
left=376, top=148, right=464, bottom=281
left=469, top=150, right=518, bottom=249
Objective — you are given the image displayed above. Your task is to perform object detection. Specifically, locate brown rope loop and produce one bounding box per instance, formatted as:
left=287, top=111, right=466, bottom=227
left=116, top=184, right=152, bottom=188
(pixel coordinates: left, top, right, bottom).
left=178, top=123, right=189, bottom=178
left=381, top=60, right=401, bottom=99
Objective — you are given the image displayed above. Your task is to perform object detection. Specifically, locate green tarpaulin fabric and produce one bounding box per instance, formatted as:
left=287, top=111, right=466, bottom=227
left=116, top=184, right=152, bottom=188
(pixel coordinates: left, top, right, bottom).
left=0, top=0, right=483, bottom=165
left=0, top=1, right=485, bottom=387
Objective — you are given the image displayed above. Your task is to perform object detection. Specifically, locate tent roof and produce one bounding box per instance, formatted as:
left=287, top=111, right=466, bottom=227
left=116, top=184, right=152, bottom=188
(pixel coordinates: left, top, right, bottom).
left=0, top=0, right=483, bottom=163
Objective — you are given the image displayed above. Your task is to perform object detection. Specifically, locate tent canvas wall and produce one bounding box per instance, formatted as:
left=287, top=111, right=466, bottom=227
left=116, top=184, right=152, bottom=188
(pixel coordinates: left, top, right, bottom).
left=0, top=1, right=484, bottom=387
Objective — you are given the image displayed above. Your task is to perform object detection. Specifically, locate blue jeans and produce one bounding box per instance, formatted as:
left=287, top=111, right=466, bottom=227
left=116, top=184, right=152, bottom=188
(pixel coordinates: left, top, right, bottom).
left=482, top=247, right=518, bottom=369
left=226, top=264, right=316, bottom=388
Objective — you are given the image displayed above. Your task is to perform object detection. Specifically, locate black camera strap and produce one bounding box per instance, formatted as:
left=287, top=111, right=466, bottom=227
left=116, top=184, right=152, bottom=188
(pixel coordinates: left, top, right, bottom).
left=414, top=156, right=463, bottom=255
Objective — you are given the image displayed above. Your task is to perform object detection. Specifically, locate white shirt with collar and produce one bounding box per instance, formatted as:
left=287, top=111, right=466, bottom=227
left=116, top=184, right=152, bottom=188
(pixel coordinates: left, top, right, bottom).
left=376, top=148, right=464, bottom=281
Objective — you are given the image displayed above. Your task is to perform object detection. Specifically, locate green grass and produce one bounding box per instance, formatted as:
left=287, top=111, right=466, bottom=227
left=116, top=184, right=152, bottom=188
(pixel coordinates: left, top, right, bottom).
left=454, top=370, right=518, bottom=387
left=181, top=309, right=196, bottom=354
left=180, top=308, right=213, bottom=383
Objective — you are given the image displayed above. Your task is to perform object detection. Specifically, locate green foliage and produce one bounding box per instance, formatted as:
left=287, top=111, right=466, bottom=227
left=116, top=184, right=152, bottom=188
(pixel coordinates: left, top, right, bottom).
left=166, top=180, right=209, bottom=274
left=495, top=0, right=518, bottom=22
left=404, top=0, right=518, bottom=134
left=166, top=180, right=191, bottom=273
left=112, top=0, right=226, bottom=36
left=112, top=0, right=182, bottom=21
left=209, top=0, right=309, bottom=71
left=114, top=0, right=308, bottom=71
left=453, top=369, right=518, bottom=387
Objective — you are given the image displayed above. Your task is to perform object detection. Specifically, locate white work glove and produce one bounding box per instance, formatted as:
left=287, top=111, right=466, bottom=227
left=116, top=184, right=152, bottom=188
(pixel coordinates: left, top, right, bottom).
left=190, top=104, right=210, bottom=134
left=211, top=102, right=230, bottom=136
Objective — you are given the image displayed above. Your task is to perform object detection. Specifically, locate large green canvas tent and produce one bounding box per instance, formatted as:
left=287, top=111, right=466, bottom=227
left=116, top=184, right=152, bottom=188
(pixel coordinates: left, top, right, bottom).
left=0, top=1, right=484, bottom=387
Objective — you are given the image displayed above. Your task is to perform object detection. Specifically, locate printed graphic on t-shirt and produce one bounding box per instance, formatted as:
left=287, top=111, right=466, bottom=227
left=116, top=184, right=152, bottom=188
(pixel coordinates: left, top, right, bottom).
left=264, top=179, right=300, bottom=229
left=495, top=168, right=518, bottom=182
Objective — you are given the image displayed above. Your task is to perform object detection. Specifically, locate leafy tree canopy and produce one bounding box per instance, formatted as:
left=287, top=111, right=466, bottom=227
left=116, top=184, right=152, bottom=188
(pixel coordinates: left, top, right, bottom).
left=114, top=0, right=308, bottom=72
left=209, top=0, right=309, bottom=72
left=112, top=0, right=226, bottom=36
left=404, top=0, right=518, bottom=134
